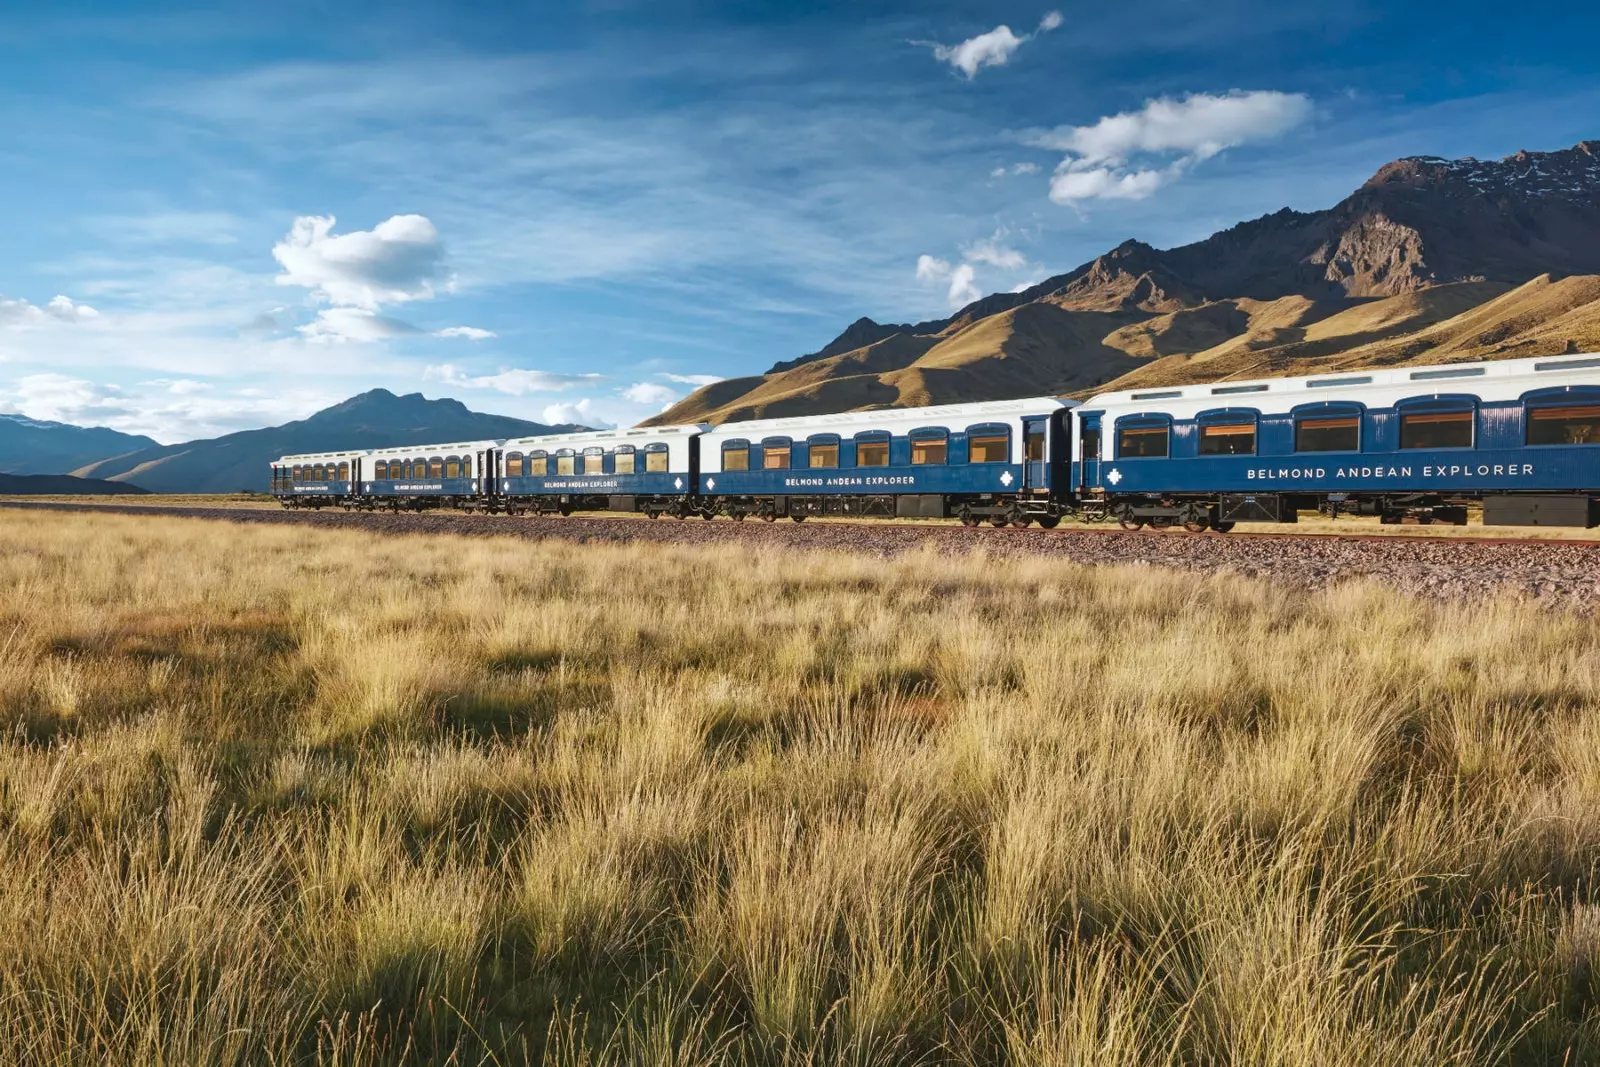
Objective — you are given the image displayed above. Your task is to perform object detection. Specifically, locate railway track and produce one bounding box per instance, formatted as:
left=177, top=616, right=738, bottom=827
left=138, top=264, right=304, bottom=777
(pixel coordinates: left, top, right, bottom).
left=5, top=500, right=1598, bottom=604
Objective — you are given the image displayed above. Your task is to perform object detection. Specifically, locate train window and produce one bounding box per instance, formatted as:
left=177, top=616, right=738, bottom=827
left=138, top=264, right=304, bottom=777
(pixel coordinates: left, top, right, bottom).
left=1080, top=428, right=1100, bottom=460
left=857, top=441, right=889, bottom=467
left=645, top=449, right=668, bottom=472
left=763, top=444, right=791, bottom=469
left=462, top=457, right=472, bottom=477
left=446, top=457, right=461, bottom=478
left=291, top=465, right=302, bottom=482
left=337, top=462, right=349, bottom=481
left=529, top=455, right=548, bottom=475
left=1295, top=416, right=1359, bottom=453
left=1117, top=426, right=1168, bottom=459
left=315, top=464, right=327, bottom=480
left=583, top=452, right=604, bottom=475
left=615, top=450, right=635, bottom=474
left=722, top=444, right=750, bottom=471
left=910, top=435, right=947, bottom=465
left=374, top=460, right=387, bottom=480
left=506, top=453, right=523, bottom=477
left=1527, top=405, right=1600, bottom=446
left=1400, top=411, right=1473, bottom=449
left=557, top=454, right=576, bottom=475
left=429, top=458, right=444, bottom=479
left=968, top=434, right=1008, bottom=463
left=809, top=442, right=839, bottom=468
left=1199, top=423, right=1256, bottom=456
left=1026, top=429, right=1045, bottom=462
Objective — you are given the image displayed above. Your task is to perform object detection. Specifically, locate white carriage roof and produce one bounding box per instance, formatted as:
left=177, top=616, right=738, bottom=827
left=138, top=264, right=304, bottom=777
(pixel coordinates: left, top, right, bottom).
left=700, top=397, right=1072, bottom=437
left=1081, top=352, right=1600, bottom=414
left=503, top=424, right=707, bottom=449
left=276, top=448, right=373, bottom=463
left=367, top=439, right=507, bottom=457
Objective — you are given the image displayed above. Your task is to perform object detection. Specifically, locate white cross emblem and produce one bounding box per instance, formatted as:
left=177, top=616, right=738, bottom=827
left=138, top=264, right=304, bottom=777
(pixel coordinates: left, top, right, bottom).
left=706, top=477, right=716, bottom=490
left=674, top=477, right=683, bottom=489
left=999, top=470, right=1014, bottom=487
left=1106, top=468, right=1123, bottom=485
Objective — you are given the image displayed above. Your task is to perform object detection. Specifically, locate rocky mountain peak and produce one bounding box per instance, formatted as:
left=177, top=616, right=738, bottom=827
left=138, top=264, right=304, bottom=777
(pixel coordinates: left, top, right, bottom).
left=1364, top=143, right=1600, bottom=200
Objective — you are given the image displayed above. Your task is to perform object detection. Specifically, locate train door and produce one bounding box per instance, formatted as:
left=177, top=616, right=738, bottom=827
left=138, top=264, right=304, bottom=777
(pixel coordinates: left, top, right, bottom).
left=1022, top=416, right=1049, bottom=491
left=1078, top=414, right=1102, bottom=490
left=478, top=449, right=499, bottom=497
left=352, top=458, right=362, bottom=496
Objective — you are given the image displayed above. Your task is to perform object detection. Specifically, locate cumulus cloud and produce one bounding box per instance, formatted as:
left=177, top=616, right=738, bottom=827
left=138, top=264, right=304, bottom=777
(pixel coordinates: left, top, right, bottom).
left=541, top=398, right=613, bottom=428
left=298, top=307, right=422, bottom=343
left=433, top=326, right=496, bottom=340
left=424, top=363, right=605, bottom=396
left=273, top=214, right=447, bottom=310
left=919, top=11, right=1062, bottom=79
left=1031, top=90, right=1313, bottom=204
left=917, top=230, right=1033, bottom=309
left=0, top=294, right=100, bottom=328
left=661, top=373, right=724, bottom=387
left=621, top=382, right=679, bottom=408
left=2, top=374, right=130, bottom=425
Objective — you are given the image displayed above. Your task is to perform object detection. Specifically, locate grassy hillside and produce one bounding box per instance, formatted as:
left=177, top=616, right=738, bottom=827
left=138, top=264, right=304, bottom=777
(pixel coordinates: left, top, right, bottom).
left=0, top=510, right=1597, bottom=1064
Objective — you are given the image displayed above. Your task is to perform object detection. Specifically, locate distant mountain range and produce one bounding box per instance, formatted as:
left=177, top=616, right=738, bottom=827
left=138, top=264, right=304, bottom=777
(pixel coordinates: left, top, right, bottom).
left=0, top=472, right=150, bottom=496
left=648, top=140, right=1600, bottom=425
left=0, top=415, right=158, bottom=476
left=1, top=390, right=585, bottom=494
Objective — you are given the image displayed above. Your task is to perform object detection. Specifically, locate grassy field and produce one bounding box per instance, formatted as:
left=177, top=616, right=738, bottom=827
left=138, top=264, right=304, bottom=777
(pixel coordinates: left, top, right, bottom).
left=1, top=509, right=1598, bottom=1065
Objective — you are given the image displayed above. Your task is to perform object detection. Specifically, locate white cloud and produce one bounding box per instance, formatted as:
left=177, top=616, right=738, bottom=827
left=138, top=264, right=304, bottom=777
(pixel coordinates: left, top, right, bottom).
left=433, top=325, right=496, bottom=340
left=921, top=11, right=1062, bottom=79
left=964, top=234, right=1028, bottom=270
left=621, top=382, right=679, bottom=407
left=1033, top=90, right=1314, bottom=204
left=298, top=307, right=422, bottom=343
left=273, top=214, right=446, bottom=310
left=917, top=230, right=1033, bottom=309
left=661, top=373, right=723, bottom=387
left=424, top=363, right=605, bottom=396
left=3, top=374, right=130, bottom=426
left=541, top=398, right=612, bottom=428
left=0, top=294, right=100, bottom=328
left=990, top=162, right=1041, bottom=178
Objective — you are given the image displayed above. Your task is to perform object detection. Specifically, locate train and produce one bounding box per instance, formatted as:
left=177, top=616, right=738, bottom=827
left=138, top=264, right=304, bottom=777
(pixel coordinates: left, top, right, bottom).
left=270, top=352, right=1600, bottom=530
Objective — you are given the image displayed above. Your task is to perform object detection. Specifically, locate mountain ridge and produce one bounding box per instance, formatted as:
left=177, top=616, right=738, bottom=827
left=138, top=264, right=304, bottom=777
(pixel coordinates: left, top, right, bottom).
left=648, top=140, right=1600, bottom=426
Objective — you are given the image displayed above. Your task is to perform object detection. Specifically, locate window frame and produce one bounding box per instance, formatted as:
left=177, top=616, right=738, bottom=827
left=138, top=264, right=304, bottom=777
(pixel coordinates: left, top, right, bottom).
left=909, top=429, right=948, bottom=466
left=855, top=431, right=890, bottom=468
left=528, top=451, right=549, bottom=476
left=505, top=452, right=524, bottom=477
left=965, top=423, right=1011, bottom=464
left=1115, top=415, right=1171, bottom=460
left=445, top=456, right=462, bottom=479
left=1291, top=402, right=1365, bottom=454
left=1396, top=396, right=1477, bottom=451
left=643, top=444, right=669, bottom=473
left=807, top=434, right=840, bottom=469
left=1523, top=387, right=1600, bottom=447
left=761, top=437, right=792, bottom=470
left=556, top=449, right=576, bottom=476
left=613, top=446, right=636, bottom=475
left=582, top=448, right=606, bottom=476
left=1196, top=409, right=1259, bottom=457
left=721, top=439, right=751, bottom=471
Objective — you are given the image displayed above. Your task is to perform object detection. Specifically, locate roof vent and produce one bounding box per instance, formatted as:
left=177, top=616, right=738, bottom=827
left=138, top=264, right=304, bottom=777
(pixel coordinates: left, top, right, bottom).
left=1307, top=376, right=1372, bottom=388
left=1131, top=390, right=1183, bottom=400
left=1409, top=366, right=1485, bottom=380
left=1535, top=357, right=1600, bottom=371
left=1212, top=383, right=1269, bottom=395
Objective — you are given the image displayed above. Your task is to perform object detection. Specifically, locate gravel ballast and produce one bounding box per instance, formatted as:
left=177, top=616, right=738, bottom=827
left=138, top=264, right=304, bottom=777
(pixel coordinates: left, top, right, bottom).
left=8, top=501, right=1600, bottom=605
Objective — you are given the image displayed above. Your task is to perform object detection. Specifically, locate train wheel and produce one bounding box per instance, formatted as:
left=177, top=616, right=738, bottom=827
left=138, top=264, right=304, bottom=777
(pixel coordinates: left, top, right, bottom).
left=1210, top=521, right=1236, bottom=533
left=701, top=509, right=716, bottom=520
left=1035, top=514, right=1061, bottom=529
left=1183, top=519, right=1209, bottom=533
left=646, top=510, right=661, bottom=520
left=731, top=511, right=746, bottom=522
left=958, top=505, right=978, bottom=528
left=791, top=514, right=807, bottom=523
left=1118, top=517, right=1145, bottom=531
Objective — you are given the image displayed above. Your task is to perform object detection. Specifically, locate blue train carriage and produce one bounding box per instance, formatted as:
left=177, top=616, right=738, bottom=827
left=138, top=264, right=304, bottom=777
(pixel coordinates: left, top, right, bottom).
left=1074, top=351, right=1600, bottom=530
left=361, top=438, right=504, bottom=511
left=499, top=425, right=707, bottom=517
left=271, top=448, right=373, bottom=508
left=696, top=397, right=1076, bottom=525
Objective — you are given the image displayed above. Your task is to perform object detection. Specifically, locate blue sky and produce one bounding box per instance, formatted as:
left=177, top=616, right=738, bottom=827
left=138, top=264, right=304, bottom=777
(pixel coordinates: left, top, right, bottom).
left=2, top=0, right=1597, bottom=441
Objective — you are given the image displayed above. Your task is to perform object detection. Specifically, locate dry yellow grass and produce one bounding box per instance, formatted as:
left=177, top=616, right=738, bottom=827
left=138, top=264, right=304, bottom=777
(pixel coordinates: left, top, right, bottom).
left=0, top=509, right=1598, bottom=1065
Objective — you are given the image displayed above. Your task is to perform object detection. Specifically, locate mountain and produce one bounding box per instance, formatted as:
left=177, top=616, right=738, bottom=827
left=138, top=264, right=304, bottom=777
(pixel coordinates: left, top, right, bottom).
left=76, top=390, right=588, bottom=494
left=0, top=472, right=151, bottom=496
left=0, top=414, right=158, bottom=476
left=648, top=140, right=1600, bottom=425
